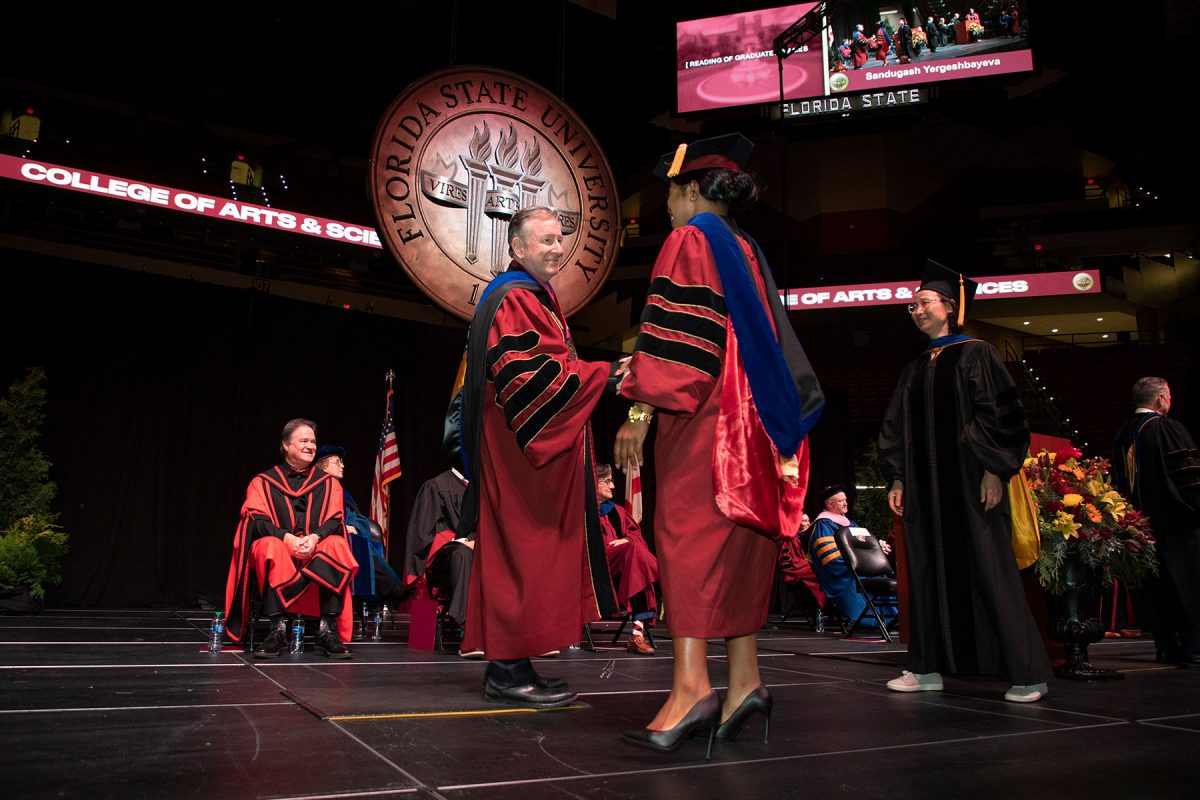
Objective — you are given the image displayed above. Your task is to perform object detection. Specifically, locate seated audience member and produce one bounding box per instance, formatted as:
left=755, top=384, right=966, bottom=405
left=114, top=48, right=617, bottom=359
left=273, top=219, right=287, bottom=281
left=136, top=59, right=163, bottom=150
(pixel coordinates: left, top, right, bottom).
left=806, top=485, right=894, bottom=629
left=596, top=464, right=659, bottom=654
left=313, top=444, right=411, bottom=610
left=401, top=469, right=473, bottom=648
left=778, top=512, right=828, bottom=615
left=224, top=418, right=357, bottom=659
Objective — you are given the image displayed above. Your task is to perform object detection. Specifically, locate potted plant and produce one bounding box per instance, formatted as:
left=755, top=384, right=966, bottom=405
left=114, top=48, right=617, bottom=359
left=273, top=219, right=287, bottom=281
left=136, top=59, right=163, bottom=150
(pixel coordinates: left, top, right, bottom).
left=1023, top=446, right=1158, bottom=679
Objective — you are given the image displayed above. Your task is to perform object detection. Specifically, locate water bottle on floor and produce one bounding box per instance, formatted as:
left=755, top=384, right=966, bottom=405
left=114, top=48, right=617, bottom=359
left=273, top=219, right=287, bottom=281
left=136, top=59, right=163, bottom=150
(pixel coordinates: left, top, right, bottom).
left=361, top=602, right=370, bottom=640
left=208, top=611, right=224, bottom=653
left=290, top=617, right=304, bottom=654
left=814, top=608, right=826, bottom=634
left=372, top=607, right=383, bottom=640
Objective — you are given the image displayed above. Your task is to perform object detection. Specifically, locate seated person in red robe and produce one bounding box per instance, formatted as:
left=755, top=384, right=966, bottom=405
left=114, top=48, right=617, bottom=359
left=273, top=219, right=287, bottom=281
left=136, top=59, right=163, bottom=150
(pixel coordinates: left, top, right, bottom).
left=778, top=512, right=828, bottom=618
left=224, top=418, right=358, bottom=659
left=596, top=464, right=659, bottom=655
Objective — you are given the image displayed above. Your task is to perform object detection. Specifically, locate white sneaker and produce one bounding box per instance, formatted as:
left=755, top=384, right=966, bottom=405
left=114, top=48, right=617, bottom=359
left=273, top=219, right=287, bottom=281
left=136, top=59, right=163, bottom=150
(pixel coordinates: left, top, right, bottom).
left=887, top=670, right=944, bottom=692
left=1004, top=682, right=1048, bottom=703
left=458, top=648, right=484, bottom=659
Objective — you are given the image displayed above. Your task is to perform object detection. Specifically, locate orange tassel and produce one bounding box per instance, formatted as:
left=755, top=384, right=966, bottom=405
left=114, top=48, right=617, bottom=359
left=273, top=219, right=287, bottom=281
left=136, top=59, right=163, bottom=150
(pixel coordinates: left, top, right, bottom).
left=957, top=273, right=965, bottom=327
left=666, top=144, right=687, bottom=178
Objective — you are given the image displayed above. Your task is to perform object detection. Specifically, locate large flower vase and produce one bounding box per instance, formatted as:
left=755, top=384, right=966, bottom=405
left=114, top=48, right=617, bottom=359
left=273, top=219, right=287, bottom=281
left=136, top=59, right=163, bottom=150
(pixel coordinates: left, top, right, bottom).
left=1046, top=552, right=1123, bottom=680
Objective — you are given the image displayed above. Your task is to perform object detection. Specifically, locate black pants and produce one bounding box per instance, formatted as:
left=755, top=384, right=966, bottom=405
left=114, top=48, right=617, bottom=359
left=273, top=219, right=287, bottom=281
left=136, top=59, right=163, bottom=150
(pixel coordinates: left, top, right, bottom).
left=428, top=541, right=473, bottom=624
left=261, top=586, right=343, bottom=617
left=486, top=658, right=535, bottom=687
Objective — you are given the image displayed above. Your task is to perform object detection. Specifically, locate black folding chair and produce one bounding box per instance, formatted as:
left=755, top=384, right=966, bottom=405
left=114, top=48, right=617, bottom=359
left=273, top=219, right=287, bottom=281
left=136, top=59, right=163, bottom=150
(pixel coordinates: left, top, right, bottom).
left=833, top=526, right=899, bottom=642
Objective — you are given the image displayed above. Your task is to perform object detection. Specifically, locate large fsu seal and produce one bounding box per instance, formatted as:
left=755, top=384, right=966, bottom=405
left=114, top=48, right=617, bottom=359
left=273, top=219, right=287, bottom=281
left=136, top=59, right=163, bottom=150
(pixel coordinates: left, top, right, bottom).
left=369, top=66, right=620, bottom=321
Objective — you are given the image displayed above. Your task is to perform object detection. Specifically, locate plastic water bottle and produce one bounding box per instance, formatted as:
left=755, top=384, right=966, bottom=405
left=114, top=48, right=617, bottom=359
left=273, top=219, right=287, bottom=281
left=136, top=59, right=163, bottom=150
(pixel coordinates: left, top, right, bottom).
left=290, top=617, right=304, bottom=654
left=372, top=607, right=383, bottom=640
left=208, top=611, right=225, bottom=653
left=814, top=608, right=826, bottom=634
left=361, top=602, right=370, bottom=640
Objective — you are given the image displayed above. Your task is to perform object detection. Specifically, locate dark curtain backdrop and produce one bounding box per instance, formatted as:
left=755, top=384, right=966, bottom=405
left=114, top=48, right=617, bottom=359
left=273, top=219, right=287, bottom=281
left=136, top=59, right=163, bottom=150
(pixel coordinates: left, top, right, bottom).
left=4, top=252, right=851, bottom=609
left=4, top=254, right=469, bottom=607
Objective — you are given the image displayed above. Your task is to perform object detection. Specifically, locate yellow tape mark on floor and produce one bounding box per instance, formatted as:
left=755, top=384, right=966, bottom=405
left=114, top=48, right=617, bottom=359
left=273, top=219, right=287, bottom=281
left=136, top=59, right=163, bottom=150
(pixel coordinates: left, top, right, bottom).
left=329, top=705, right=584, bottom=721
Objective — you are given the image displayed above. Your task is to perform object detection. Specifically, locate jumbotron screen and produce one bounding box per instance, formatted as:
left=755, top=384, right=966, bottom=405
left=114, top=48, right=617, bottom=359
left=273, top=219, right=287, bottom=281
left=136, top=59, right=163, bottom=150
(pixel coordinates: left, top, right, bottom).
left=677, top=4, right=1034, bottom=112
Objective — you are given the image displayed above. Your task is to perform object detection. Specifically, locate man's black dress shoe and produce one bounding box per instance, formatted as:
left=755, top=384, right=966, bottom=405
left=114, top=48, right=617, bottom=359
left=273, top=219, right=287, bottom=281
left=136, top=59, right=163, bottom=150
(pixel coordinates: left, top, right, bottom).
left=315, top=628, right=353, bottom=659
left=620, top=691, right=720, bottom=760
left=483, top=676, right=576, bottom=708
left=253, top=627, right=288, bottom=659
left=714, top=685, right=772, bottom=743
left=535, top=673, right=569, bottom=689
left=1160, top=649, right=1200, bottom=667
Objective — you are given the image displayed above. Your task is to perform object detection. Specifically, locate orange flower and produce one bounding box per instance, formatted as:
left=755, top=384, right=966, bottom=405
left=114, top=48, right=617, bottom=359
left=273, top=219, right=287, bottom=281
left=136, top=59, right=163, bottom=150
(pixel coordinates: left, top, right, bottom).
left=1085, top=504, right=1102, bottom=523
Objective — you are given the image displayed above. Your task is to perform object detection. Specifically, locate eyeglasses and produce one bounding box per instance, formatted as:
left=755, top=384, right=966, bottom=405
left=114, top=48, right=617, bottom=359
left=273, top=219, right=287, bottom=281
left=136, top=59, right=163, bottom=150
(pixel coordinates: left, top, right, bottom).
left=906, top=298, right=943, bottom=314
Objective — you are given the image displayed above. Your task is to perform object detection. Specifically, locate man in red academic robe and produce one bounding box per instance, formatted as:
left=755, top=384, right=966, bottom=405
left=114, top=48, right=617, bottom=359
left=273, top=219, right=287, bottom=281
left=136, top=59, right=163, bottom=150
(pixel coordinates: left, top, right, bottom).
left=778, top=512, right=828, bottom=614
left=596, top=463, right=659, bottom=654
left=851, top=25, right=870, bottom=69
left=455, top=206, right=620, bottom=707
left=224, top=419, right=358, bottom=658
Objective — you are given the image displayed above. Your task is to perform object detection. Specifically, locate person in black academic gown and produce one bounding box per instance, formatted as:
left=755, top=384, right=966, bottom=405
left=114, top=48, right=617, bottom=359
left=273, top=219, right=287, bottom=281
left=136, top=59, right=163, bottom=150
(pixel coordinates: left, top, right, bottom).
left=1112, top=377, right=1200, bottom=665
left=401, top=469, right=472, bottom=634
left=878, top=261, right=1051, bottom=702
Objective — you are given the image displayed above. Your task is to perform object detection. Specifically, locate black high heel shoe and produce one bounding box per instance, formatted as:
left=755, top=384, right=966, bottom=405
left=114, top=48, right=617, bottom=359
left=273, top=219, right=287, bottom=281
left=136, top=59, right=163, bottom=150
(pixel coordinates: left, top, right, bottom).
left=714, top=685, right=772, bottom=744
left=620, top=691, right=721, bottom=759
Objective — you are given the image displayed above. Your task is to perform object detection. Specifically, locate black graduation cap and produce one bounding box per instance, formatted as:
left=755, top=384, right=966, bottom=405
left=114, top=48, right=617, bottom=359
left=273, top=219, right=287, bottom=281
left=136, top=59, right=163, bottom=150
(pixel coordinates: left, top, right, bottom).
left=818, top=484, right=846, bottom=503
left=653, top=133, right=754, bottom=182
left=918, top=260, right=978, bottom=328
left=314, top=444, right=346, bottom=463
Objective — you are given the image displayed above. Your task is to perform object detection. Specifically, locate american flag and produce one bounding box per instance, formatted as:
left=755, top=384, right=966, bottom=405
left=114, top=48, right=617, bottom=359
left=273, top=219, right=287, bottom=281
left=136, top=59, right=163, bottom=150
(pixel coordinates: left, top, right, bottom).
left=623, top=463, right=643, bottom=524
left=370, top=385, right=402, bottom=554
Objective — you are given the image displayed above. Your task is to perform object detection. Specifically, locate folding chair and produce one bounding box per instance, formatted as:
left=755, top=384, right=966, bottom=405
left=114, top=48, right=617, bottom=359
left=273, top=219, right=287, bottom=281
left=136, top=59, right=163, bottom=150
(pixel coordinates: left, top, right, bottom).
left=833, top=526, right=899, bottom=642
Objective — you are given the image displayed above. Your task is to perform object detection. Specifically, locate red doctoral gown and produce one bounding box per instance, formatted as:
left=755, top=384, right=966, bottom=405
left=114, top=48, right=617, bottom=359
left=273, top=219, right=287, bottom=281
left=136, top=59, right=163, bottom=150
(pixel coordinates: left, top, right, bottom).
left=461, top=276, right=616, bottom=660
left=620, top=225, right=808, bottom=638
left=224, top=466, right=357, bottom=643
left=599, top=503, right=659, bottom=613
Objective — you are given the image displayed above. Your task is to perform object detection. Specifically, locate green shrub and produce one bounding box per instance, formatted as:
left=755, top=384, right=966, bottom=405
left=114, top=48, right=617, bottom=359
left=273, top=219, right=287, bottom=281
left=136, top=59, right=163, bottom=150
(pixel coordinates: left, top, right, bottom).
left=0, top=368, right=57, bottom=528
left=0, top=513, right=69, bottom=599
left=852, top=441, right=894, bottom=538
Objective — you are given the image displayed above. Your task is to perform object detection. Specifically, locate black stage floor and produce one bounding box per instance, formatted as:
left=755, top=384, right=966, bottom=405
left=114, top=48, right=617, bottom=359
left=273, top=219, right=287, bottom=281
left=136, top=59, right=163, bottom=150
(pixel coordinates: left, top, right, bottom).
left=3, top=609, right=1197, bottom=799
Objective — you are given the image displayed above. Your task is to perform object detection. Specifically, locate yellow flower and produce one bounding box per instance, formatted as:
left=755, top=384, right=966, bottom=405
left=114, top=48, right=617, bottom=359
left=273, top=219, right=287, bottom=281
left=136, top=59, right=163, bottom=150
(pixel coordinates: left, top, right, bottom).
left=1085, top=504, right=1103, bottom=523
left=1100, top=490, right=1127, bottom=518
left=1085, top=478, right=1107, bottom=498
left=1062, top=493, right=1084, bottom=507
left=1053, top=511, right=1081, bottom=539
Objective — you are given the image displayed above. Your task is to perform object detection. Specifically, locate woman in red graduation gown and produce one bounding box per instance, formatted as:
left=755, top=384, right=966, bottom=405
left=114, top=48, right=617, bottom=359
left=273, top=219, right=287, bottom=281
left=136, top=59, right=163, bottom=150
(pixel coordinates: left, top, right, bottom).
left=615, top=134, right=823, bottom=756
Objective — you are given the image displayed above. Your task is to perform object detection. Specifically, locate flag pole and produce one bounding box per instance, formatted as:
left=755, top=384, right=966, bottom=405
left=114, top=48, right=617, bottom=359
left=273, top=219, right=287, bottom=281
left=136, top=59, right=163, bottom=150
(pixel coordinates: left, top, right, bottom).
left=371, top=369, right=401, bottom=558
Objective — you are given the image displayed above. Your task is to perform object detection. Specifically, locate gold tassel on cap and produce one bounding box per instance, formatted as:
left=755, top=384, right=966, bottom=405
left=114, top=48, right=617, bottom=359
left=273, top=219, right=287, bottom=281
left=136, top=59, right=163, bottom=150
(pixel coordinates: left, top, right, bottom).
left=666, top=143, right=688, bottom=178
left=957, top=273, right=965, bottom=328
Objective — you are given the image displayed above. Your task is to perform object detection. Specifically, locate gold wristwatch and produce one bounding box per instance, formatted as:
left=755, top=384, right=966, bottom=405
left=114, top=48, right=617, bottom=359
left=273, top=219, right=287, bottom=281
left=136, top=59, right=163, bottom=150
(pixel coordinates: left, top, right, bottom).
left=628, top=405, right=654, bottom=424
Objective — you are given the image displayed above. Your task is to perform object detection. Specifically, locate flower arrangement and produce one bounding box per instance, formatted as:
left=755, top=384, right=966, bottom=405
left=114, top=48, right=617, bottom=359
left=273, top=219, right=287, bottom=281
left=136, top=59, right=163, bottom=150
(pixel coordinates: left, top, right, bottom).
left=912, top=29, right=927, bottom=47
left=1023, top=447, right=1158, bottom=595
left=967, top=21, right=984, bottom=36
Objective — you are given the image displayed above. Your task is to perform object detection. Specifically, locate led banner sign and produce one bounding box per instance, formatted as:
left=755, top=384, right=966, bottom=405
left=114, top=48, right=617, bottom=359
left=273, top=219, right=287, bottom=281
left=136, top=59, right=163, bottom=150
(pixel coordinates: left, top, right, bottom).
left=0, top=154, right=382, bottom=248
left=780, top=88, right=926, bottom=119
left=781, top=271, right=1103, bottom=310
